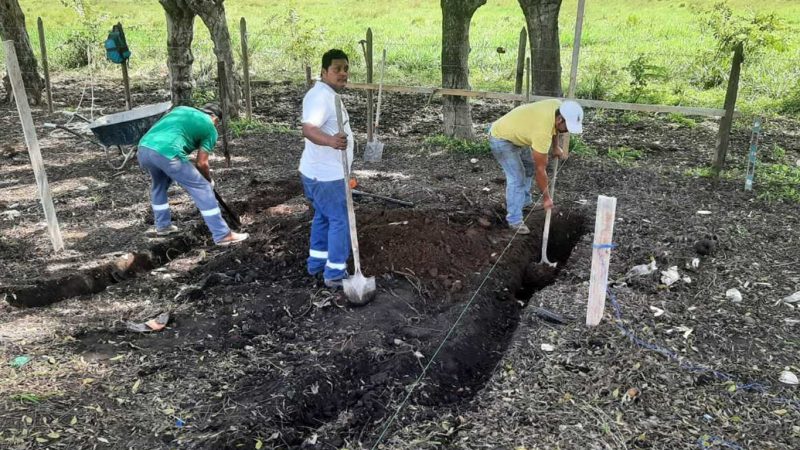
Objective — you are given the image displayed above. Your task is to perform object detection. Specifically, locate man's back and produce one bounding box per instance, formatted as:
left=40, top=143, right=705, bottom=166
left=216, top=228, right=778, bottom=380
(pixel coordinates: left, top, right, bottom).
left=139, top=106, right=218, bottom=161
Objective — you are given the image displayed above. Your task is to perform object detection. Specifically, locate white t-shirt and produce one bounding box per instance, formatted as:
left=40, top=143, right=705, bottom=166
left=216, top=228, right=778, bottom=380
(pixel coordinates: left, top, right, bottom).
left=299, top=81, right=354, bottom=181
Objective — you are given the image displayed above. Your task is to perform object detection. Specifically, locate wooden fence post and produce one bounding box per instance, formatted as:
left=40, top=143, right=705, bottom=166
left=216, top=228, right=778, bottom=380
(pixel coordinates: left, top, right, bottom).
left=366, top=28, right=374, bottom=143
left=36, top=17, right=53, bottom=113
left=116, top=22, right=133, bottom=110
left=217, top=61, right=230, bottom=167
left=712, top=43, right=744, bottom=176
left=514, top=27, right=527, bottom=107
left=3, top=40, right=64, bottom=252
left=562, top=0, right=586, bottom=156
left=587, top=195, right=617, bottom=327
left=525, top=57, right=531, bottom=103
left=240, top=17, right=252, bottom=120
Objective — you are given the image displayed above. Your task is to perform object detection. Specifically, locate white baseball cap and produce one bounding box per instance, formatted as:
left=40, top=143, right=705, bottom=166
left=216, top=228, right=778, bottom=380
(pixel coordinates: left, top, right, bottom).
left=560, top=100, right=584, bottom=134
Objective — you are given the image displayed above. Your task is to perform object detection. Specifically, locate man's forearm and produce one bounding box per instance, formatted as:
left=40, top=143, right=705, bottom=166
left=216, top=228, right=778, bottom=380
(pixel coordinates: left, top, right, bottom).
left=302, top=124, right=333, bottom=147
left=535, top=168, right=550, bottom=200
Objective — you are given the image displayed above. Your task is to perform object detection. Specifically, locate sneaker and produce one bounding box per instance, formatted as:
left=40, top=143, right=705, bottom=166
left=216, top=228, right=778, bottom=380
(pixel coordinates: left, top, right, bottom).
left=324, top=277, right=349, bottom=289
left=156, top=224, right=180, bottom=236
left=509, top=222, right=531, bottom=235
left=216, top=231, right=249, bottom=246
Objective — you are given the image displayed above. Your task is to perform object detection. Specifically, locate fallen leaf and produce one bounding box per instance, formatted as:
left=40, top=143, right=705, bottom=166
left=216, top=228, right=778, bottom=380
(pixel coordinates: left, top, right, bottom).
left=256, top=440, right=263, bottom=449
left=131, top=379, right=141, bottom=394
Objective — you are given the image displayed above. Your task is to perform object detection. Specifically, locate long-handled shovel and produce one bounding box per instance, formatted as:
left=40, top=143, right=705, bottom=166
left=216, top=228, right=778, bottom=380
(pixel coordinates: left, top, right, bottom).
left=334, top=95, right=376, bottom=306
left=539, top=158, right=560, bottom=267
left=364, top=49, right=386, bottom=162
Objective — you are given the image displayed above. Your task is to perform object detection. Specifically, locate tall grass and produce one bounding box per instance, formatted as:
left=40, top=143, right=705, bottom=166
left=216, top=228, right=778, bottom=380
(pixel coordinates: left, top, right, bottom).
left=5, top=0, right=800, bottom=115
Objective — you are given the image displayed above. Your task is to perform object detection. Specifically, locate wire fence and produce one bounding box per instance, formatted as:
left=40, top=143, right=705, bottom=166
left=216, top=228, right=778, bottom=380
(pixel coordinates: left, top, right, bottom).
left=2, top=21, right=799, bottom=114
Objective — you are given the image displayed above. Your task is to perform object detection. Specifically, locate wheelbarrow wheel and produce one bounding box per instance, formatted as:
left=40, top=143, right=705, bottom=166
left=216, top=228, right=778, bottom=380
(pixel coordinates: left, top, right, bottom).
left=104, top=144, right=138, bottom=171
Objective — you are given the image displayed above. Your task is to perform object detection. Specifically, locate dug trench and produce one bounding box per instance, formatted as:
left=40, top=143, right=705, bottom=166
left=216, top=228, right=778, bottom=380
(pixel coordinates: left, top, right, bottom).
left=71, top=182, right=586, bottom=449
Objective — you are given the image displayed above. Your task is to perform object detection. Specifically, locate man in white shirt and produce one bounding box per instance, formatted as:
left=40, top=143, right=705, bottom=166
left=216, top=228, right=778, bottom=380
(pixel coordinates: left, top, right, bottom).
left=299, top=49, right=354, bottom=288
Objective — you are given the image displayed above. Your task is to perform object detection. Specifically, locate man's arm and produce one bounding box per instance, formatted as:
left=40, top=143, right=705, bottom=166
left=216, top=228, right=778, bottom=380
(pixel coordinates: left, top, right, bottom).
left=195, top=149, right=212, bottom=181
left=551, top=134, right=565, bottom=160
left=302, top=124, right=347, bottom=150
left=533, top=151, right=554, bottom=210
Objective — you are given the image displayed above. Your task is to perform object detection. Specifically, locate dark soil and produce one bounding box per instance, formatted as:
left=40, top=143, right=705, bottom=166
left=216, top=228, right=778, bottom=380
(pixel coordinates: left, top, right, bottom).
left=1, top=79, right=798, bottom=450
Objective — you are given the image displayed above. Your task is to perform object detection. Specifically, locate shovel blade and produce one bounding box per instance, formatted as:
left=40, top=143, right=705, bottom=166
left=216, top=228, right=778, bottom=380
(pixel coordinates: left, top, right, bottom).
left=364, top=140, right=384, bottom=162
left=343, top=273, right=376, bottom=306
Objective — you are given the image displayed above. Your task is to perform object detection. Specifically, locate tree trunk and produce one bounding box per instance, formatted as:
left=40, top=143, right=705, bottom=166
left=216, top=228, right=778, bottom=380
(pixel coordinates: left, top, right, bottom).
left=160, top=0, right=196, bottom=107
left=518, top=0, right=563, bottom=97
left=440, top=0, right=486, bottom=139
left=188, top=0, right=240, bottom=119
left=0, top=0, right=44, bottom=105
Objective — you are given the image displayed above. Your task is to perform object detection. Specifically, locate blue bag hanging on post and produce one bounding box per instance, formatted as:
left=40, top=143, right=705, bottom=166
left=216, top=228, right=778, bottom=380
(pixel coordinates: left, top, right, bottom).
left=105, top=23, right=131, bottom=64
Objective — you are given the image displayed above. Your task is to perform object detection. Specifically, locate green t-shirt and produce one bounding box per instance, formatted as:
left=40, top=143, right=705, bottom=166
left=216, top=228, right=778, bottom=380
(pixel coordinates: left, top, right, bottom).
left=139, top=106, right=218, bottom=161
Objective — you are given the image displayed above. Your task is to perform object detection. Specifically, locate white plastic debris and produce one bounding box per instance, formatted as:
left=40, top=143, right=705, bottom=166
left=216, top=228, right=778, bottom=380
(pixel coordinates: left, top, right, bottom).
left=1, top=210, right=21, bottom=220
left=650, top=306, right=665, bottom=317
left=726, top=288, right=743, bottom=303
left=682, top=276, right=692, bottom=284
left=783, top=292, right=800, bottom=304
left=691, top=258, right=700, bottom=269
left=661, top=266, right=680, bottom=287
left=627, top=260, right=657, bottom=278
left=779, top=371, right=799, bottom=385
left=696, top=210, right=712, bottom=215
left=540, top=343, right=555, bottom=352
left=470, top=158, right=479, bottom=164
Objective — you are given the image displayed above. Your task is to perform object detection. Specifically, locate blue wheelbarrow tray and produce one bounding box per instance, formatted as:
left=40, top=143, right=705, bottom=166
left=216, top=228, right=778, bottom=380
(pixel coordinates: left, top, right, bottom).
left=89, top=101, right=172, bottom=146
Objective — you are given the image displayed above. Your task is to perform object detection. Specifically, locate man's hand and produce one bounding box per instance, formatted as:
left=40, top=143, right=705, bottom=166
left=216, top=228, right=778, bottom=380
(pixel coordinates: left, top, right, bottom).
left=542, top=194, right=554, bottom=210
left=552, top=146, right=566, bottom=160
left=327, top=132, right=348, bottom=150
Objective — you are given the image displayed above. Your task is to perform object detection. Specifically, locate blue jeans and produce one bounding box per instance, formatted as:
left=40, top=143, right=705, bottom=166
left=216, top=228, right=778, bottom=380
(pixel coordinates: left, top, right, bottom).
left=137, top=146, right=230, bottom=242
left=489, top=134, right=534, bottom=225
left=301, top=174, right=350, bottom=281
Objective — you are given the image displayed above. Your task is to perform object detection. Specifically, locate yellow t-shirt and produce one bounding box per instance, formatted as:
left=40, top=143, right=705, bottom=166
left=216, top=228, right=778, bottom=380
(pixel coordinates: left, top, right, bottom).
left=490, top=99, right=561, bottom=154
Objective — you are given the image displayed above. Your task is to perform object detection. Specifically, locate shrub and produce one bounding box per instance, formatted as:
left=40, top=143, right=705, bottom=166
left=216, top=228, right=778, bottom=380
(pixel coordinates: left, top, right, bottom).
left=425, top=134, right=490, bottom=155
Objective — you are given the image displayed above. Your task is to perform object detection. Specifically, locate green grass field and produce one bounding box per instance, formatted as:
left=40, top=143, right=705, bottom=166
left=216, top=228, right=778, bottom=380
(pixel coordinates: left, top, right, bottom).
left=8, top=0, right=800, bottom=114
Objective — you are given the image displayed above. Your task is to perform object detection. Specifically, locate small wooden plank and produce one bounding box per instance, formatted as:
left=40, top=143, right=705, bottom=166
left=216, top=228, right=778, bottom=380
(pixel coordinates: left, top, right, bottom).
left=3, top=40, right=64, bottom=252
left=587, top=195, right=617, bottom=327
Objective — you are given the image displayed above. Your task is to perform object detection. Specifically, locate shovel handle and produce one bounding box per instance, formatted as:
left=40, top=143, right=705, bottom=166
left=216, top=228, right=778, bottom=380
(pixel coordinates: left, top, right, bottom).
left=375, top=48, right=385, bottom=129
left=334, top=95, right=363, bottom=273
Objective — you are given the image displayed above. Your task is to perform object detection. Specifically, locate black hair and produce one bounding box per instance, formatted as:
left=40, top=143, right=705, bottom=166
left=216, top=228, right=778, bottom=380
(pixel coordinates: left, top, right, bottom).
left=322, top=49, right=349, bottom=70
left=200, top=103, right=222, bottom=119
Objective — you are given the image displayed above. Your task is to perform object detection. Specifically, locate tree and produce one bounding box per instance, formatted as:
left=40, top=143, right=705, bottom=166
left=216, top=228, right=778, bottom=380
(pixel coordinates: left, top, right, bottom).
left=518, top=0, right=563, bottom=97
left=159, top=0, right=240, bottom=118
left=0, top=0, right=45, bottom=105
left=440, top=0, right=486, bottom=139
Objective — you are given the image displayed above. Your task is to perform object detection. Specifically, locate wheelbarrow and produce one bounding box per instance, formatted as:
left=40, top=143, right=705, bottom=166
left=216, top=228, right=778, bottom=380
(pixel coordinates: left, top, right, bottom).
left=87, top=101, right=172, bottom=170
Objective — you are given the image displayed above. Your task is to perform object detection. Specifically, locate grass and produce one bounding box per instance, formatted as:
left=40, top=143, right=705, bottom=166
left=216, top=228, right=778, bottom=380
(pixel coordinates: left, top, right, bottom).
left=5, top=0, right=800, bottom=116
left=607, top=146, right=644, bottom=167
left=425, top=134, right=490, bottom=155
left=568, top=135, right=597, bottom=157
left=666, top=113, right=698, bottom=128
left=229, top=118, right=298, bottom=138
left=685, top=162, right=800, bottom=203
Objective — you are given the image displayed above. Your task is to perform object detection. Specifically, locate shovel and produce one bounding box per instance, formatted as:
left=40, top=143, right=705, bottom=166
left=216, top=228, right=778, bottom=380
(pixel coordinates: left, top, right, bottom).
left=334, top=94, right=376, bottom=306
left=539, top=158, right=560, bottom=267
left=364, top=49, right=386, bottom=162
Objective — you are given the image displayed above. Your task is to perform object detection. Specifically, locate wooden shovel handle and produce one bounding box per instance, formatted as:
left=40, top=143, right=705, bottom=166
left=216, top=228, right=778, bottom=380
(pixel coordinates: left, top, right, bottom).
left=334, top=95, right=363, bottom=273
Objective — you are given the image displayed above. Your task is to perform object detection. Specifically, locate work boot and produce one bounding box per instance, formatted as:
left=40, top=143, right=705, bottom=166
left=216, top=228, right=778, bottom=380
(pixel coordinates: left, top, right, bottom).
left=509, top=222, right=531, bottom=235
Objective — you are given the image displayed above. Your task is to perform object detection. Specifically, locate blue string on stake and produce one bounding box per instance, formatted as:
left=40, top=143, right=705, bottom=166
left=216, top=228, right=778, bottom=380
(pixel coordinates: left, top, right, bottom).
left=592, top=242, right=617, bottom=249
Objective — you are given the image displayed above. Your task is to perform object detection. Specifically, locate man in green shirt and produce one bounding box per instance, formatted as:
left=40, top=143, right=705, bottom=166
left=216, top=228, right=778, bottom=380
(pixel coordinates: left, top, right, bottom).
left=137, top=104, right=247, bottom=246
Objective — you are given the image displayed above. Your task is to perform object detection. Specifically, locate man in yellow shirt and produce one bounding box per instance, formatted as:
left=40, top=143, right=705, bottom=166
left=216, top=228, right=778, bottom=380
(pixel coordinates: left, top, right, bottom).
left=488, top=99, right=584, bottom=234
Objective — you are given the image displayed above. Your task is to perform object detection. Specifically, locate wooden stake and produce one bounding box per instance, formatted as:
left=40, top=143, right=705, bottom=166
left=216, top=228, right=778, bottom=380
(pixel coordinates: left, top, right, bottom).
left=525, top=57, right=531, bottom=103
left=37, top=17, right=53, bottom=113
left=240, top=17, right=252, bottom=120
left=305, top=64, right=312, bottom=88
left=366, top=27, right=374, bottom=142
left=712, top=43, right=744, bottom=176
left=3, top=40, right=64, bottom=252
left=116, top=23, right=132, bottom=110
left=587, top=195, right=617, bottom=327
left=217, top=61, right=230, bottom=167
left=514, top=27, right=527, bottom=107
